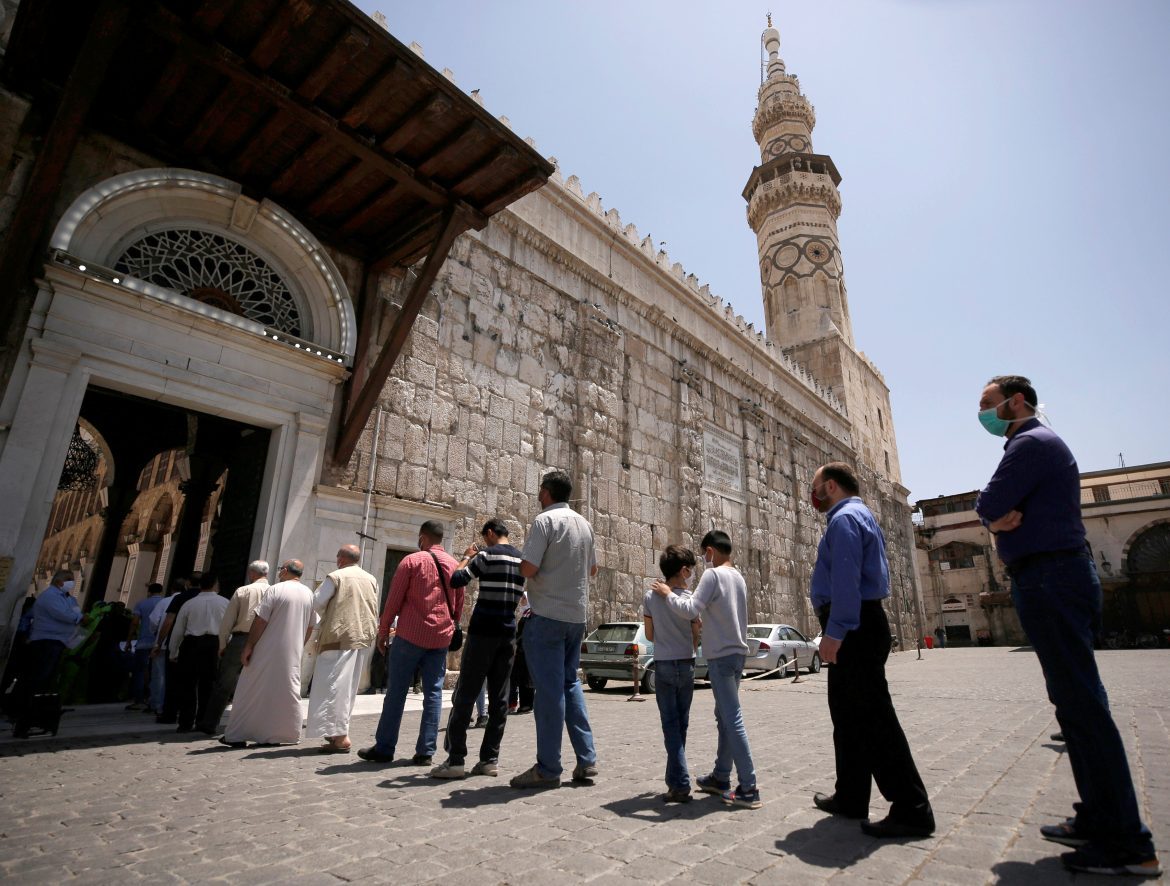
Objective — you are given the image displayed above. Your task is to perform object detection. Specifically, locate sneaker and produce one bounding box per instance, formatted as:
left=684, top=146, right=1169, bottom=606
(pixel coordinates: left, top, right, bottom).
left=510, top=764, right=560, bottom=789
left=663, top=787, right=692, bottom=803
left=695, top=774, right=731, bottom=796
left=410, top=754, right=433, bottom=766
left=470, top=760, right=499, bottom=777
left=1060, top=846, right=1161, bottom=877
left=429, top=761, right=466, bottom=779
left=1040, top=819, right=1089, bottom=848
left=722, top=786, right=762, bottom=809
left=473, top=715, right=489, bottom=729
left=571, top=762, right=598, bottom=783
left=508, top=703, right=519, bottom=714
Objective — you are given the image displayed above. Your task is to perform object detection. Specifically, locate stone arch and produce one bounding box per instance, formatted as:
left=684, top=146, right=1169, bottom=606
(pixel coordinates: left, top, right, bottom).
left=50, top=168, right=355, bottom=356
left=76, top=417, right=115, bottom=488
left=143, top=493, right=177, bottom=545
left=1122, top=519, right=1170, bottom=577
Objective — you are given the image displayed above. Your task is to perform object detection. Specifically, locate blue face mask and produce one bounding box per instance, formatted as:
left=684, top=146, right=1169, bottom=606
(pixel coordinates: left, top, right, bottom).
left=978, top=401, right=1012, bottom=437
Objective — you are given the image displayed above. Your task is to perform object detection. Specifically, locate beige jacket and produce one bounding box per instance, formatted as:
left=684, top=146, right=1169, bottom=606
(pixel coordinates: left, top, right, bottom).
left=315, top=564, right=379, bottom=651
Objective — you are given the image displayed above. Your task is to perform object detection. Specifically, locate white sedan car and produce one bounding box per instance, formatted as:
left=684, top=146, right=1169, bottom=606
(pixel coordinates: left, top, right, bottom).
left=744, top=624, right=822, bottom=676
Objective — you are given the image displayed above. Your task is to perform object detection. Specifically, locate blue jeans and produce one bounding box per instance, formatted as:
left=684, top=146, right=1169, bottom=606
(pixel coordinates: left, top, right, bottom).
left=523, top=615, right=596, bottom=778
left=654, top=659, right=694, bottom=790
left=1011, top=554, right=1154, bottom=856
left=373, top=637, right=447, bottom=758
left=149, top=652, right=166, bottom=711
left=129, top=647, right=152, bottom=704
left=707, top=653, right=756, bottom=790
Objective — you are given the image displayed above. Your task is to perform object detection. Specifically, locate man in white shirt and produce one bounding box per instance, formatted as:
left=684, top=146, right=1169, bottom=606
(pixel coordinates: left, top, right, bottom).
left=169, top=573, right=229, bottom=733
left=197, top=561, right=270, bottom=735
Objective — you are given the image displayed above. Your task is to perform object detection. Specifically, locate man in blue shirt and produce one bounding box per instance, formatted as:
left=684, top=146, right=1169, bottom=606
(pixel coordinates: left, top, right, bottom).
left=808, top=462, right=933, bottom=838
left=12, top=570, right=82, bottom=737
left=126, top=583, right=163, bottom=711
left=976, top=375, right=1158, bottom=877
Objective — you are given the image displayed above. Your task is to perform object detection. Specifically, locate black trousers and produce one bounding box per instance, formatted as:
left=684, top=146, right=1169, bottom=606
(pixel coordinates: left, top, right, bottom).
left=509, top=631, right=534, bottom=708
left=819, top=601, right=929, bottom=818
left=444, top=631, right=516, bottom=765
left=175, top=635, right=220, bottom=730
left=11, top=639, right=65, bottom=729
left=198, top=633, right=247, bottom=733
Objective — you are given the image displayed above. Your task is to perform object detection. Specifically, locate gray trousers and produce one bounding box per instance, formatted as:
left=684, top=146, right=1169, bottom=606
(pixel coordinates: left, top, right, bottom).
left=198, top=633, right=247, bottom=733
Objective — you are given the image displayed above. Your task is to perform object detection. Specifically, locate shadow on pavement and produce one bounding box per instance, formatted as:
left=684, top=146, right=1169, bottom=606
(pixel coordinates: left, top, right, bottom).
left=602, top=791, right=729, bottom=822
left=245, top=746, right=324, bottom=760
left=990, top=856, right=1075, bottom=884
left=774, top=817, right=881, bottom=868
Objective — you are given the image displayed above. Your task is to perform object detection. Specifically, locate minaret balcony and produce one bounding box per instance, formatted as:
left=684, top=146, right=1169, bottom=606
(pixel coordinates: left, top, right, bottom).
left=743, top=154, right=842, bottom=228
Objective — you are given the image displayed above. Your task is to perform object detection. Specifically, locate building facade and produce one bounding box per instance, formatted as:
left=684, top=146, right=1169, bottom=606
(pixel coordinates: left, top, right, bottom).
left=0, top=7, right=923, bottom=671
left=914, top=461, right=1170, bottom=647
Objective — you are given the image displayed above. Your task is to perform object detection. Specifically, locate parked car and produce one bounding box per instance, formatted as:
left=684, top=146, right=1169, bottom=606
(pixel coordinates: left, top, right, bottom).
left=580, top=621, right=709, bottom=694
left=744, top=624, right=821, bottom=676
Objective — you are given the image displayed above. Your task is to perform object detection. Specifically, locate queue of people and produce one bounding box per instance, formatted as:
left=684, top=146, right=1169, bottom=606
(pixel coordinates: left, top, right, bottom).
left=2, top=373, right=1159, bottom=878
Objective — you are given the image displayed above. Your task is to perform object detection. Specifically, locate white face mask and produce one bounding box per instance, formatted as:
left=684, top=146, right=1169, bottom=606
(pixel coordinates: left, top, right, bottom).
left=61, top=580, right=75, bottom=593
left=703, top=551, right=713, bottom=567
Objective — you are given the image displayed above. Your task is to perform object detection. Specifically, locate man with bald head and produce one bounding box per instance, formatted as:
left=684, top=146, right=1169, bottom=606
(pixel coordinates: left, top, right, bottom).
left=220, top=560, right=315, bottom=747
left=307, top=545, right=379, bottom=752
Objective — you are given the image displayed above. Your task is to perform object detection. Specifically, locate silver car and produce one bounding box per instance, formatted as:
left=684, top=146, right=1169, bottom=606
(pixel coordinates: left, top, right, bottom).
left=580, top=621, right=709, bottom=694
left=744, top=623, right=822, bottom=676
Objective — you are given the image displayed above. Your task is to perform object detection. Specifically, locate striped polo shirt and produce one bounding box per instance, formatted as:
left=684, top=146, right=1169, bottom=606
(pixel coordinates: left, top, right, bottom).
left=450, top=543, right=527, bottom=637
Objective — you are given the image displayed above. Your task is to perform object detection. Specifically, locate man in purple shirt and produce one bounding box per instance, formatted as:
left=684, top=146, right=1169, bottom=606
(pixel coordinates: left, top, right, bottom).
left=976, top=375, right=1157, bottom=877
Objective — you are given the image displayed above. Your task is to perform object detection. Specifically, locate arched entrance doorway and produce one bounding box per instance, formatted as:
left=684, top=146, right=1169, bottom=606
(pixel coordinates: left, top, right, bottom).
left=0, top=169, right=352, bottom=639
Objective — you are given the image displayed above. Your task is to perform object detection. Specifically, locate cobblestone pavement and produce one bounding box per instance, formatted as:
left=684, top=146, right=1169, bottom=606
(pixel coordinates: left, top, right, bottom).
left=1, top=647, right=1166, bottom=884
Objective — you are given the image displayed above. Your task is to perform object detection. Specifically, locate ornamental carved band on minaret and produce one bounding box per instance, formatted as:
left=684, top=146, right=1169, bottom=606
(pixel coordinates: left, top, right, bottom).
left=762, top=133, right=811, bottom=159
left=751, top=94, right=816, bottom=143
left=759, top=236, right=842, bottom=287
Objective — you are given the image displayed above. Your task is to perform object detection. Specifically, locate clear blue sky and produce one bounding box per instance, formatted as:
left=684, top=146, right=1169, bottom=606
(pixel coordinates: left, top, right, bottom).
left=358, top=1, right=1170, bottom=502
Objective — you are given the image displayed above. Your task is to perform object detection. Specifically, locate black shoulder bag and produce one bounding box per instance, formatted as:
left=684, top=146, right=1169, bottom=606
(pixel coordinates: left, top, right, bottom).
left=430, top=552, right=463, bottom=652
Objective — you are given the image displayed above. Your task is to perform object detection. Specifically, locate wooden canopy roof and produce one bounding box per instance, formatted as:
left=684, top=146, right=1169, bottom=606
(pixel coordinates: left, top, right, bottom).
left=1, top=0, right=554, bottom=463
left=3, top=0, right=553, bottom=268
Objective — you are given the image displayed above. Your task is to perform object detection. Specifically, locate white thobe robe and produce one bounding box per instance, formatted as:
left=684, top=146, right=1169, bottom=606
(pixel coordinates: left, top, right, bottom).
left=306, top=576, right=371, bottom=739
left=223, top=580, right=314, bottom=744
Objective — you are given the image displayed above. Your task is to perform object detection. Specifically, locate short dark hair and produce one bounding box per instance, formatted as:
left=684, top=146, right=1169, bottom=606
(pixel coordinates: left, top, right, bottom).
left=481, top=518, right=509, bottom=538
left=700, top=530, right=732, bottom=556
left=540, top=470, right=573, bottom=503
left=659, top=545, right=696, bottom=580
left=420, top=520, right=444, bottom=542
left=168, top=578, right=186, bottom=594
left=987, top=374, right=1038, bottom=407
left=821, top=462, right=860, bottom=496
left=198, top=573, right=218, bottom=591
left=147, top=582, right=163, bottom=595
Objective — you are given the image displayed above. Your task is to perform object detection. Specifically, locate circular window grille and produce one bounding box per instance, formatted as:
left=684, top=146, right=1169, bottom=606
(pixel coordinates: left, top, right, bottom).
left=114, top=228, right=301, bottom=335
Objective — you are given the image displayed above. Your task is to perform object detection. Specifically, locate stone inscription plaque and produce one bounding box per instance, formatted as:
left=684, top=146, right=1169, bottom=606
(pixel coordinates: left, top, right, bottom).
left=702, top=426, right=744, bottom=498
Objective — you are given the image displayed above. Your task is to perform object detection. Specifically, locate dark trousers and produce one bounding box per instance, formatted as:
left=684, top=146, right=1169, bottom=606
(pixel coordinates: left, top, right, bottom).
left=445, top=632, right=515, bottom=765
left=159, top=656, right=181, bottom=722
left=198, top=633, right=246, bottom=733
left=1011, top=554, right=1153, bottom=856
left=819, top=601, right=930, bottom=819
left=175, top=635, right=219, bottom=730
left=129, top=647, right=152, bottom=704
left=508, top=632, right=534, bottom=708
left=11, top=639, right=65, bottom=727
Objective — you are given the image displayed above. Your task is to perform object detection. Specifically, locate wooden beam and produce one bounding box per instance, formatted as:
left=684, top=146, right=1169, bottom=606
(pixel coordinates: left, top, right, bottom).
left=248, top=0, right=316, bottom=70
left=305, top=159, right=370, bottom=217
left=369, top=212, right=444, bottom=273
left=184, top=80, right=244, bottom=154
left=234, top=109, right=291, bottom=174
left=346, top=263, right=382, bottom=405
left=192, top=0, right=239, bottom=35
left=297, top=27, right=370, bottom=102
left=337, top=182, right=400, bottom=235
left=143, top=9, right=484, bottom=225
left=334, top=206, right=465, bottom=464
left=450, top=145, right=516, bottom=197
left=416, top=119, right=480, bottom=178
left=268, top=133, right=336, bottom=194
left=340, top=60, right=399, bottom=129
left=378, top=92, right=450, bottom=156
left=0, top=0, right=130, bottom=329
left=132, top=54, right=191, bottom=129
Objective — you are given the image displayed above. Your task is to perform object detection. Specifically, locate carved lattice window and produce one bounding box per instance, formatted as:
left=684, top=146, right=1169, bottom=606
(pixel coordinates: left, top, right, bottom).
left=114, top=228, right=301, bottom=335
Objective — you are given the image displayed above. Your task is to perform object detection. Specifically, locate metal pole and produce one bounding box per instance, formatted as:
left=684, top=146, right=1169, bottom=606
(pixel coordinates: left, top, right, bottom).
left=358, top=406, right=383, bottom=561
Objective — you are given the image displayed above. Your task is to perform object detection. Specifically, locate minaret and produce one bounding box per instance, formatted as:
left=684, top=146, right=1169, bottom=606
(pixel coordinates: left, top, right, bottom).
left=744, top=19, right=902, bottom=485
left=745, top=18, right=853, bottom=350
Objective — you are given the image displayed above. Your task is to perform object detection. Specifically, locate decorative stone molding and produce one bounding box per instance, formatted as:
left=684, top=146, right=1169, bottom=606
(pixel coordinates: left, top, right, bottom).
left=49, top=168, right=356, bottom=357
left=747, top=174, right=842, bottom=229
left=753, top=95, right=816, bottom=142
